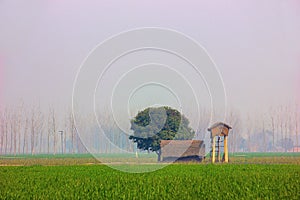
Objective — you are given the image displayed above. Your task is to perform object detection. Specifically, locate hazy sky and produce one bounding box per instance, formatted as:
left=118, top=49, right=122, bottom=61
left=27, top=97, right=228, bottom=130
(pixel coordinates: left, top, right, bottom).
left=1, top=1, right=299, bottom=119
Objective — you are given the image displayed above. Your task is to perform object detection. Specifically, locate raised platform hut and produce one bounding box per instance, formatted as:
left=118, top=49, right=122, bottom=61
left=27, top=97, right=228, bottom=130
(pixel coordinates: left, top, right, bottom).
left=208, top=122, right=232, bottom=163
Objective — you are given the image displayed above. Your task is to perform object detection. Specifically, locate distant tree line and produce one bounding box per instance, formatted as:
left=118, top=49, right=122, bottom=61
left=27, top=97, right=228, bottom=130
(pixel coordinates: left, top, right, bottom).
left=221, top=104, right=299, bottom=153
left=0, top=102, right=299, bottom=155
left=0, top=103, right=134, bottom=155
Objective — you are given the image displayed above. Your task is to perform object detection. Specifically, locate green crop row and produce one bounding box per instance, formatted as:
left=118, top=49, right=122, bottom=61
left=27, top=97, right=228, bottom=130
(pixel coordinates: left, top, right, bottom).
left=0, top=164, right=299, bottom=199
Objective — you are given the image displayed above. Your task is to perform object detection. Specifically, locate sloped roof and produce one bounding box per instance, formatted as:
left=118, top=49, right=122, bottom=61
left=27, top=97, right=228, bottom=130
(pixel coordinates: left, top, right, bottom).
left=160, top=140, right=202, bottom=147
left=207, top=122, right=232, bottom=131
left=160, top=140, right=204, bottom=158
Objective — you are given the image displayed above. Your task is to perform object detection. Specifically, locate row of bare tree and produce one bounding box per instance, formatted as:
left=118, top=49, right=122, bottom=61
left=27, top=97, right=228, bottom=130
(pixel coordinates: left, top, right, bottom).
left=193, top=104, right=299, bottom=153
left=0, top=103, right=299, bottom=155
left=0, top=103, right=137, bottom=155
left=0, top=104, right=86, bottom=155
left=226, top=104, right=299, bottom=152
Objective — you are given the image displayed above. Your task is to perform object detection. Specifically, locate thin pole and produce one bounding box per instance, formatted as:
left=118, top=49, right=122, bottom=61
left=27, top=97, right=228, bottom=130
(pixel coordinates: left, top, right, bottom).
left=59, top=131, right=63, bottom=154
left=217, top=136, right=221, bottom=162
left=212, top=136, right=215, bottom=163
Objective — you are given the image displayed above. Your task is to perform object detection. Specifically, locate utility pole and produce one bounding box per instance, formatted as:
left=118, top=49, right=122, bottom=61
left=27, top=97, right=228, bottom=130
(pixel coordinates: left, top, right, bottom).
left=59, top=130, right=64, bottom=154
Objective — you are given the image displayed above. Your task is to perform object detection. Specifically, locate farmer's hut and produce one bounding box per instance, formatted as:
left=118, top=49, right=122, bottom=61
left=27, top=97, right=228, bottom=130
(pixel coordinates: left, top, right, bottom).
left=160, top=140, right=205, bottom=162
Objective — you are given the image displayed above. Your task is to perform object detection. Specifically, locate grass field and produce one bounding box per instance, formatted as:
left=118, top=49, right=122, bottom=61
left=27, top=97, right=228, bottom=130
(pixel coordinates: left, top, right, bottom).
left=1, top=152, right=300, bottom=165
left=1, top=153, right=300, bottom=199
left=0, top=164, right=299, bottom=199
left=229, top=152, right=300, bottom=157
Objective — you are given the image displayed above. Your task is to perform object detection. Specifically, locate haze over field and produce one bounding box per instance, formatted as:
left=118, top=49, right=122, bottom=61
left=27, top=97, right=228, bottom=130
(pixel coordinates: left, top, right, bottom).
left=0, top=1, right=299, bottom=154
left=1, top=1, right=299, bottom=112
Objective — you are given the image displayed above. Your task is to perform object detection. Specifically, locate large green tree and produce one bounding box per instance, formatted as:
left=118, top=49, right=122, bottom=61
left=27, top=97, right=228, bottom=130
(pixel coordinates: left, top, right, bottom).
left=129, top=106, right=194, bottom=161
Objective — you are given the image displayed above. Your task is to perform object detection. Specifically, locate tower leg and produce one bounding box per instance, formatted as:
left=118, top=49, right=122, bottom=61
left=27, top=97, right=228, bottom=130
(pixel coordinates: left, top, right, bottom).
left=212, top=136, right=215, bottom=163
left=217, top=136, right=221, bottom=162
left=224, top=135, right=228, bottom=163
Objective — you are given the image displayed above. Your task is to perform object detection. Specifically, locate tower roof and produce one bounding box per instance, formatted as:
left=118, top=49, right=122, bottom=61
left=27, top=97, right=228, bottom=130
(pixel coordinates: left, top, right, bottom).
left=207, top=122, right=232, bottom=131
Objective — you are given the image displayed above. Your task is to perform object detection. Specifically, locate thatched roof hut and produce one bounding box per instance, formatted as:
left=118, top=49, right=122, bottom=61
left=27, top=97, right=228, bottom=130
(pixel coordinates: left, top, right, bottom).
left=160, top=140, right=205, bottom=162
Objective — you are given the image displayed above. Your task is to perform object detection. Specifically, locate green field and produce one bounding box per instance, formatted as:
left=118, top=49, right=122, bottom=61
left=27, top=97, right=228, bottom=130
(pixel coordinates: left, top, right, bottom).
left=1, top=152, right=300, bottom=166
left=1, top=153, right=300, bottom=199
left=230, top=152, right=300, bottom=158
left=0, top=164, right=299, bottom=199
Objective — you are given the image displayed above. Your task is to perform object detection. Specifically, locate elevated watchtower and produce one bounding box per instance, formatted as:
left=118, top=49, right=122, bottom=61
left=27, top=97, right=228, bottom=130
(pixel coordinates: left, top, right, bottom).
left=208, top=122, right=232, bottom=163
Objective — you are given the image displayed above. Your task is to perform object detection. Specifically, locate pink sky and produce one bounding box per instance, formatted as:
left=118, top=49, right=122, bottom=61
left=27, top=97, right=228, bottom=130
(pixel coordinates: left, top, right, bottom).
left=0, top=56, right=3, bottom=106
left=0, top=1, right=299, bottom=116
left=298, top=66, right=300, bottom=104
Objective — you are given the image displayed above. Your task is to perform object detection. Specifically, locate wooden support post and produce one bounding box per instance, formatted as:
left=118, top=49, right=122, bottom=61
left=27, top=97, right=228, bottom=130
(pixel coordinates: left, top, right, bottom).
left=217, top=136, right=221, bottom=162
left=212, top=136, right=215, bottom=163
left=224, top=135, right=228, bottom=163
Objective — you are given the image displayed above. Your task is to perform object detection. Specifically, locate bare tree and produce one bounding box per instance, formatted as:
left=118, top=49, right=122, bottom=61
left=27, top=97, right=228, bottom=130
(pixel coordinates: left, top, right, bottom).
left=4, top=108, right=9, bottom=155
left=288, top=105, right=294, bottom=151
left=244, top=114, right=255, bottom=152
left=29, top=106, right=43, bottom=155
left=8, top=108, right=14, bottom=155
left=67, top=111, right=76, bottom=154
left=50, top=107, right=57, bottom=155
left=17, top=104, right=23, bottom=154
left=278, top=106, right=284, bottom=151
left=47, top=109, right=51, bottom=154
left=39, top=118, right=44, bottom=154
left=262, top=118, right=266, bottom=152
left=284, top=106, right=288, bottom=152
left=295, top=103, right=299, bottom=152
left=227, top=109, right=242, bottom=153
left=197, top=108, right=210, bottom=140
left=269, top=107, right=277, bottom=151
left=30, top=108, right=35, bottom=155
left=10, top=103, right=24, bottom=156
left=22, top=117, right=29, bottom=154
left=0, top=108, right=4, bottom=154
left=11, top=108, right=17, bottom=156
